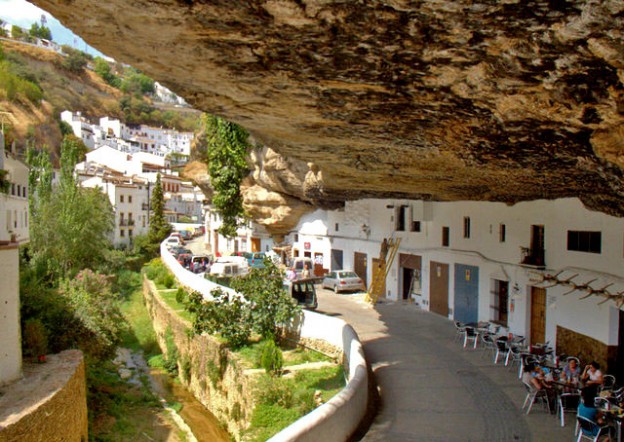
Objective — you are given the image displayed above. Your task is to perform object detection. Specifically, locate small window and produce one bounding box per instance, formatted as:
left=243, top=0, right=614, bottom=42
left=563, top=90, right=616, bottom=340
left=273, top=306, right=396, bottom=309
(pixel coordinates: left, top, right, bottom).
left=17, top=185, right=21, bottom=197
left=120, top=229, right=125, bottom=237
left=335, top=223, right=339, bottom=232
left=411, top=221, right=421, bottom=232
left=129, top=195, right=132, bottom=203
left=11, top=183, right=15, bottom=195
left=499, top=224, right=506, bottom=242
left=294, top=234, right=299, bottom=242
left=442, top=227, right=450, bottom=247
left=463, top=217, right=471, bottom=239
left=128, top=229, right=133, bottom=238
left=120, top=195, right=124, bottom=203
left=396, top=205, right=408, bottom=231
left=567, top=231, right=601, bottom=254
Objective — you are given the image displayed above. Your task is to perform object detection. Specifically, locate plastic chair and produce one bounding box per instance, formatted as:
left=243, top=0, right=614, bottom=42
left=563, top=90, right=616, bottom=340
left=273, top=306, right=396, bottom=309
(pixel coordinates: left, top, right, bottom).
left=522, top=382, right=551, bottom=415
left=505, top=344, right=525, bottom=369
left=454, top=321, right=466, bottom=343
left=575, top=416, right=612, bottom=442
left=480, top=333, right=497, bottom=359
left=557, top=392, right=580, bottom=427
left=463, top=327, right=478, bottom=349
left=602, top=374, right=616, bottom=391
left=494, top=338, right=509, bottom=364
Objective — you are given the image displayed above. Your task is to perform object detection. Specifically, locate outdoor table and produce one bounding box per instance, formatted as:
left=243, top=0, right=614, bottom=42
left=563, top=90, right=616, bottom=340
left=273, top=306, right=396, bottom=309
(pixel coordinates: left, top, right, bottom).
left=601, top=408, right=623, bottom=442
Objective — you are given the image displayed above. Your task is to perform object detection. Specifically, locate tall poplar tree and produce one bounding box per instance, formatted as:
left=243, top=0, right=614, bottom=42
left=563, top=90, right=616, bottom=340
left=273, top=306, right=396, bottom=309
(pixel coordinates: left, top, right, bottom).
left=148, top=173, right=170, bottom=246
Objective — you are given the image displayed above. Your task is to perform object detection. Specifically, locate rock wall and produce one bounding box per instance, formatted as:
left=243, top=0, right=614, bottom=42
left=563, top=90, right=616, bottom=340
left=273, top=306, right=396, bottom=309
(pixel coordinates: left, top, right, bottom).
left=29, top=0, right=624, bottom=223
left=142, top=277, right=254, bottom=440
left=0, top=350, right=88, bottom=442
left=556, top=325, right=618, bottom=373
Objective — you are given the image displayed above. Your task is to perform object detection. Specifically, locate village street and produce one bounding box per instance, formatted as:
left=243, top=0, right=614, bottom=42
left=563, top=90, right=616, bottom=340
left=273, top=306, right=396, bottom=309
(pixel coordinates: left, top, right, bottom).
left=313, top=289, right=575, bottom=442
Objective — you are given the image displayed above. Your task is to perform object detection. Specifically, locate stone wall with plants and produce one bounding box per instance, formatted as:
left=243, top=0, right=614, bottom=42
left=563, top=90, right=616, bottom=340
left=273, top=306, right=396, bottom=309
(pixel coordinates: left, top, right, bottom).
left=142, top=276, right=254, bottom=440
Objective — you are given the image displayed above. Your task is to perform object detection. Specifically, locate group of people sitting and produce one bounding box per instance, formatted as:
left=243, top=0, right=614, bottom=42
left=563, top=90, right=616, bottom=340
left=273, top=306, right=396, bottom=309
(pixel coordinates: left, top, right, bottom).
left=522, top=359, right=605, bottom=414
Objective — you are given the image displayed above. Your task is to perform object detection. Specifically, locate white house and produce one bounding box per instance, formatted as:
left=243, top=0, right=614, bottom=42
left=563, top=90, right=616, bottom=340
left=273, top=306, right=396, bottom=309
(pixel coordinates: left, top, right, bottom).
left=0, top=132, right=28, bottom=385
left=81, top=174, right=150, bottom=247
left=203, top=204, right=273, bottom=257
left=290, top=197, right=624, bottom=373
left=60, top=110, right=98, bottom=149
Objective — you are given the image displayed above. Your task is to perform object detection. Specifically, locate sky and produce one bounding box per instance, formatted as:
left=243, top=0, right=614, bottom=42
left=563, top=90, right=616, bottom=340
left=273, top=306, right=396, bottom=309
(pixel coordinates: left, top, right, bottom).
left=0, top=0, right=104, bottom=57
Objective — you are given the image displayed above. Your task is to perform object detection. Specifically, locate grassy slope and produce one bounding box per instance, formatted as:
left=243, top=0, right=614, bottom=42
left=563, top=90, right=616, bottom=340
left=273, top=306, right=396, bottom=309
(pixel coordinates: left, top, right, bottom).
left=1, top=39, right=122, bottom=157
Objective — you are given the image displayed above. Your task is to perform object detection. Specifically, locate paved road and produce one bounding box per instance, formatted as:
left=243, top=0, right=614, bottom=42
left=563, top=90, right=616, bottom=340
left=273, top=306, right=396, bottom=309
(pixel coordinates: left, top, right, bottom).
left=314, top=289, right=575, bottom=442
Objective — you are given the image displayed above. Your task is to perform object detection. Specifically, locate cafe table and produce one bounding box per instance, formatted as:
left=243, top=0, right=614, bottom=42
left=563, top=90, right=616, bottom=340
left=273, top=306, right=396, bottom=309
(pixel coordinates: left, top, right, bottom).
left=602, top=407, right=624, bottom=442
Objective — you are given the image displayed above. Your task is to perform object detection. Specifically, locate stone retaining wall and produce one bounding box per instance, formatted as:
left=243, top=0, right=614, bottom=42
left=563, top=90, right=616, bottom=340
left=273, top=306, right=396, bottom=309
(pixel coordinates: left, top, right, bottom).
left=0, top=350, right=88, bottom=442
left=158, top=244, right=370, bottom=442
left=143, top=277, right=254, bottom=440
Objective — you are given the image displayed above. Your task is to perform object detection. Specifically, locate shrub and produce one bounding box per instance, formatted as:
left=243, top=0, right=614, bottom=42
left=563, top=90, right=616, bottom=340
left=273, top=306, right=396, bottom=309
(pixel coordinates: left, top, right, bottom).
left=255, top=375, right=294, bottom=408
left=175, top=287, right=188, bottom=304
left=162, top=273, right=175, bottom=289
left=163, top=326, right=179, bottom=375
left=259, top=339, right=283, bottom=375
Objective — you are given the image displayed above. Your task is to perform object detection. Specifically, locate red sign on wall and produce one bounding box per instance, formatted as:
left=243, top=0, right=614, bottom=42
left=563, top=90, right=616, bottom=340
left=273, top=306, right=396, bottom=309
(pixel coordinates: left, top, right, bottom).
left=304, top=242, right=311, bottom=250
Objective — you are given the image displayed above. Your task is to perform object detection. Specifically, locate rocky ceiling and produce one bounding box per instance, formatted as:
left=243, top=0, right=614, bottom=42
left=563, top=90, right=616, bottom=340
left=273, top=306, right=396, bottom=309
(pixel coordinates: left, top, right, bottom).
left=33, top=0, right=624, bottom=233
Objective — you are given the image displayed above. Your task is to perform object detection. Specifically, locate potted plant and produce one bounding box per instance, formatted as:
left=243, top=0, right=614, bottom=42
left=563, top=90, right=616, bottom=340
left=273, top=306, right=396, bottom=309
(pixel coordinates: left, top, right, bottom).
left=23, top=319, right=48, bottom=363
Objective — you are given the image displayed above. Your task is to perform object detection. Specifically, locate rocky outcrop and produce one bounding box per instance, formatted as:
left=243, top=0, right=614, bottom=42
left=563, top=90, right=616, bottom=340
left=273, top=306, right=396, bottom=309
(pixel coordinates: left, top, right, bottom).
left=38, top=0, right=624, bottom=222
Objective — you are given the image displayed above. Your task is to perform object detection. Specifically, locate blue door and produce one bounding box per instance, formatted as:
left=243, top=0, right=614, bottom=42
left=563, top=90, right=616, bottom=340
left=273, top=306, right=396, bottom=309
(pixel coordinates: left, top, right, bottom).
left=454, top=264, right=479, bottom=324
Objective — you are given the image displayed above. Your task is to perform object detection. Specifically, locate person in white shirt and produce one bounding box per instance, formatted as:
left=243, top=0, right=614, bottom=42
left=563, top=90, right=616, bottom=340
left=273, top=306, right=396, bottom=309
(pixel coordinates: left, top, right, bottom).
left=581, top=361, right=604, bottom=387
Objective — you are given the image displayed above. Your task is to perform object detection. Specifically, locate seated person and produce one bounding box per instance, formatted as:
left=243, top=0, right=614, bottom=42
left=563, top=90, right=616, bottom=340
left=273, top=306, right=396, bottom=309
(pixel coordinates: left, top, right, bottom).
left=577, top=386, right=606, bottom=437
left=522, top=363, right=556, bottom=413
left=533, top=365, right=553, bottom=383
left=582, top=361, right=604, bottom=387
left=561, top=358, right=581, bottom=384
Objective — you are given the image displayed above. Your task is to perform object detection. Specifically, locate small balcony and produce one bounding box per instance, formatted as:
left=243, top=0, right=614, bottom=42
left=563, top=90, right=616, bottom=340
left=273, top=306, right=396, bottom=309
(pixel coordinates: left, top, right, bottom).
left=119, top=219, right=135, bottom=227
left=520, top=247, right=545, bottom=269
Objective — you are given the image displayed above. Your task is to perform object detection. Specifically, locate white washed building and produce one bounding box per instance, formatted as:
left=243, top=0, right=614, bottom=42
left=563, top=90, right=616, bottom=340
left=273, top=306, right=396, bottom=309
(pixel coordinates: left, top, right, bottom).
left=81, top=174, right=150, bottom=247
left=0, top=133, right=28, bottom=385
left=291, top=197, right=624, bottom=373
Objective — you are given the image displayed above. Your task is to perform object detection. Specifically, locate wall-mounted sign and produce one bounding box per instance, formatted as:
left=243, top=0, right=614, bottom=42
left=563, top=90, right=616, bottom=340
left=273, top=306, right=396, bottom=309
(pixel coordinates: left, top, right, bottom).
left=304, top=242, right=311, bottom=250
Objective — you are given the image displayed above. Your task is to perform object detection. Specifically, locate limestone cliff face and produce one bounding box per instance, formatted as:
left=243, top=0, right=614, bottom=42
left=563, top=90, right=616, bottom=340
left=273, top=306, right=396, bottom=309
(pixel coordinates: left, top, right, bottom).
left=34, top=0, right=624, bottom=226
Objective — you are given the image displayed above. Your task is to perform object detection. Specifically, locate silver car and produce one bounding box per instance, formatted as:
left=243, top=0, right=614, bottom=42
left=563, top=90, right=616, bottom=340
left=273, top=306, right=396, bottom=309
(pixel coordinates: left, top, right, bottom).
left=322, top=270, right=365, bottom=293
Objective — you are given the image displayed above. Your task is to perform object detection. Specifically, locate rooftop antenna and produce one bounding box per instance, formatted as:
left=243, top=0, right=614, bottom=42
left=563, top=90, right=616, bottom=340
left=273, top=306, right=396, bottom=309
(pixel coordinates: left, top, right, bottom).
left=40, top=14, right=47, bottom=26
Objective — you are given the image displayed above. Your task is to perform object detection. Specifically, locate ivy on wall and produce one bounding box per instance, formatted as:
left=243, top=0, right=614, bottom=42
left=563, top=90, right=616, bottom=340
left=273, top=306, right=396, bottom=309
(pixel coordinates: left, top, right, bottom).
left=204, top=114, right=251, bottom=238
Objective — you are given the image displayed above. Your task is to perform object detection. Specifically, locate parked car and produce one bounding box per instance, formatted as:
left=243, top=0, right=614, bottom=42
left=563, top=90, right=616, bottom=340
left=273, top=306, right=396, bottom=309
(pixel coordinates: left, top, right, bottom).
left=245, top=252, right=266, bottom=269
left=209, top=258, right=249, bottom=278
left=179, top=230, right=192, bottom=240
left=170, top=246, right=192, bottom=259
left=165, top=236, right=183, bottom=248
left=322, top=270, right=365, bottom=293
left=283, top=278, right=318, bottom=310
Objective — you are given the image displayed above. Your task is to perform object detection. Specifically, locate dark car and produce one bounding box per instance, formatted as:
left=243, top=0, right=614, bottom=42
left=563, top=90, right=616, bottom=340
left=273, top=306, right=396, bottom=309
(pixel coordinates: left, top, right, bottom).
left=283, top=278, right=317, bottom=310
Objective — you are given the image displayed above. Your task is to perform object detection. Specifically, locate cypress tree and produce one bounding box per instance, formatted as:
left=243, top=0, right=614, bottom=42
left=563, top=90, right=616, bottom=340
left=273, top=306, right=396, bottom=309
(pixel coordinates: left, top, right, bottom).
left=148, top=173, right=171, bottom=245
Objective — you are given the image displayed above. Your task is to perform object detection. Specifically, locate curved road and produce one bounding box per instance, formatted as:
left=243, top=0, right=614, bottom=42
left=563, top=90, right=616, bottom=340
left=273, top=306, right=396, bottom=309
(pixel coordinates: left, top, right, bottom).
left=314, top=289, right=575, bottom=442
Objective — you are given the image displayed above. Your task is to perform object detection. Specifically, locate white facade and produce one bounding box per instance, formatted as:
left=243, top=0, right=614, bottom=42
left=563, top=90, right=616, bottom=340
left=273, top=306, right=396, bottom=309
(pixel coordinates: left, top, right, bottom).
left=204, top=205, right=273, bottom=257
left=0, top=133, right=26, bottom=385
left=292, top=197, right=624, bottom=368
left=60, top=110, right=97, bottom=149
left=81, top=176, right=150, bottom=247
left=0, top=142, right=29, bottom=244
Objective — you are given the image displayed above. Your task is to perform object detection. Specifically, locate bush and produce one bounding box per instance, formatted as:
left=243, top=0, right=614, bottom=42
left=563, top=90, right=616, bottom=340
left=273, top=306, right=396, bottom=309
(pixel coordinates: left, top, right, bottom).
left=255, top=375, right=294, bottom=408
left=175, top=287, right=188, bottom=304
left=259, top=339, right=283, bottom=375
left=163, top=327, right=179, bottom=375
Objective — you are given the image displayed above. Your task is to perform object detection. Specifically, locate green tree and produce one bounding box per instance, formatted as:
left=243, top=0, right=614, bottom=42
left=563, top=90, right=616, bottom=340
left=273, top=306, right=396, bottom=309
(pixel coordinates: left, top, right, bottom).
left=148, top=173, right=171, bottom=248
left=121, top=72, right=155, bottom=96
left=60, top=47, right=89, bottom=73
left=205, top=114, right=251, bottom=238
left=94, top=56, right=120, bottom=87
left=29, top=23, right=52, bottom=40
left=28, top=139, right=114, bottom=278
left=187, top=260, right=301, bottom=348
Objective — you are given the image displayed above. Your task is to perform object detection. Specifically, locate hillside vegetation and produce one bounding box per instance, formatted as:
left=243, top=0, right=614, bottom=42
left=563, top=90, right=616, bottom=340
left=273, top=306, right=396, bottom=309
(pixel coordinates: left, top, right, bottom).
left=0, top=39, right=200, bottom=160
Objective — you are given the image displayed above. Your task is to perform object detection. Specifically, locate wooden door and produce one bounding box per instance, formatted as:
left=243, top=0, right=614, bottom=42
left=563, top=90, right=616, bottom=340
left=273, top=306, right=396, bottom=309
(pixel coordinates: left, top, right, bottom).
left=530, top=286, right=547, bottom=345
left=313, top=252, right=324, bottom=277
left=213, top=231, right=219, bottom=255
left=251, top=237, right=261, bottom=252
left=429, top=261, right=449, bottom=317
left=372, top=258, right=386, bottom=298
left=354, top=252, right=367, bottom=287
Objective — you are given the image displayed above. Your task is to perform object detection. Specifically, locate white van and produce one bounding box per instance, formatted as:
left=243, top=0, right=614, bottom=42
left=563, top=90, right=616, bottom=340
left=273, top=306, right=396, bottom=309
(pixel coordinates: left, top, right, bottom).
left=209, top=259, right=249, bottom=278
